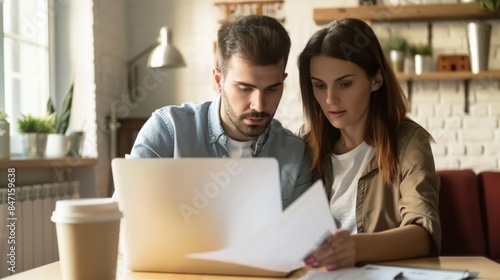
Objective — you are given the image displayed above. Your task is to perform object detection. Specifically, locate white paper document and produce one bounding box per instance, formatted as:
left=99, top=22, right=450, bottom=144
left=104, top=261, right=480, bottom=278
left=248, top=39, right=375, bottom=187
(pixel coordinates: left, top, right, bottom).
left=187, top=180, right=336, bottom=272
left=300, top=264, right=478, bottom=280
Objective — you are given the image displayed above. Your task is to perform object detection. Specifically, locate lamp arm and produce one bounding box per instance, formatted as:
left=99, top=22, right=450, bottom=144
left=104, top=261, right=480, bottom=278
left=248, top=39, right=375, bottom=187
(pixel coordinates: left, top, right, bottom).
left=127, top=40, right=160, bottom=67
left=110, top=40, right=160, bottom=162
left=126, top=39, right=161, bottom=103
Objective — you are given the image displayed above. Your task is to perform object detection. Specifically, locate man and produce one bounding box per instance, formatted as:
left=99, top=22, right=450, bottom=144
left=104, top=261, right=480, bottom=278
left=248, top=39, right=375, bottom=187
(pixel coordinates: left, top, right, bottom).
left=130, top=15, right=311, bottom=208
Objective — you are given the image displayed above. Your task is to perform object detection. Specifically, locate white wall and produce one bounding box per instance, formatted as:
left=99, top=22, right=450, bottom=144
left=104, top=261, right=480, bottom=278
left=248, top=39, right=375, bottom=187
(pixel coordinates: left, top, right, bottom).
left=93, top=0, right=127, bottom=196
left=90, top=0, right=500, bottom=195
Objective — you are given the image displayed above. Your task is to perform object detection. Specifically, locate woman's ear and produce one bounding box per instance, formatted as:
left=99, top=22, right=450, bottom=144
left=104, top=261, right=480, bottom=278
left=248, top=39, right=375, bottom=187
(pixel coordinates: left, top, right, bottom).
left=371, top=69, right=383, bottom=92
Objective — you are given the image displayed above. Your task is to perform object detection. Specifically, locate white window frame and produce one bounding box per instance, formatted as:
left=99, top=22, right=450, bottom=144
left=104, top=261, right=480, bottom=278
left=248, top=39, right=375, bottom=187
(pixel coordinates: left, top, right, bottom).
left=1, top=0, right=54, bottom=128
left=0, top=1, right=5, bottom=111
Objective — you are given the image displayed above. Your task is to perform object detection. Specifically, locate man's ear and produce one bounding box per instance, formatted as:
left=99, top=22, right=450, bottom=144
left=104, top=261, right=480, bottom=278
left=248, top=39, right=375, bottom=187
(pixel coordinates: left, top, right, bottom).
left=213, top=67, right=223, bottom=93
left=371, top=69, right=383, bottom=91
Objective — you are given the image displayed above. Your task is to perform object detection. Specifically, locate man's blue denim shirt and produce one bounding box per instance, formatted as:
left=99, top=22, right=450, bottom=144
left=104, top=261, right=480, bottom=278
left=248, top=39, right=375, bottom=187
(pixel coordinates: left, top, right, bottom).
left=130, top=96, right=312, bottom=209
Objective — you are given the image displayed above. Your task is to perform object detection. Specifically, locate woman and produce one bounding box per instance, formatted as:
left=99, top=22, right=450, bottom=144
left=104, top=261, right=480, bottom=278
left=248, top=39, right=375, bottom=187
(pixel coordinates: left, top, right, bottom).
left=298, top=18, right=441, bottom=270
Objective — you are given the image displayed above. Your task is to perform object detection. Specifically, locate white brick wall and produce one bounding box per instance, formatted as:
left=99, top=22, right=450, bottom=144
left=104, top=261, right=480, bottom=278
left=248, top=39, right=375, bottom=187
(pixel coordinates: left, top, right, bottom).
left=93, top=0, right=127, bottom=197
left=97, top=0, right=500, bottom=175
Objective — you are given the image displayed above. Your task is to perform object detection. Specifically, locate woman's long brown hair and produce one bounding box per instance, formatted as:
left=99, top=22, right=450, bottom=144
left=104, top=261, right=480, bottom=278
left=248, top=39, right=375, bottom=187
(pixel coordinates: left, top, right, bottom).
left=298, top=18, right=429, bottom=186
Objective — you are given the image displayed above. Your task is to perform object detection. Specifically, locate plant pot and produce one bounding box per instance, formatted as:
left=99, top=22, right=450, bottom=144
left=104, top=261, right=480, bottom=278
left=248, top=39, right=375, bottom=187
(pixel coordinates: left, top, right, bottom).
left=45, top=134, right=71, bottom=158
left=389, top=50, right=406, bottom=72
left=0, top=121, right=10, bottom=159
left=467, top=21, right=491, bottom=74
left=359, top=0, right=377, bottom=5
left=21, top=133, right=48, bottom=158
left=67, top=131, right=85, bottom=157
left=414, top=54, right=432, bottom=75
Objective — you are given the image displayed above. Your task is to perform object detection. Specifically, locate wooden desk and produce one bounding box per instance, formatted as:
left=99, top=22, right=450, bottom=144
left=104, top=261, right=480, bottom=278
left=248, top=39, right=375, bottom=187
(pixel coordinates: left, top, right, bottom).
left=5, top=256, right=500, bottom=280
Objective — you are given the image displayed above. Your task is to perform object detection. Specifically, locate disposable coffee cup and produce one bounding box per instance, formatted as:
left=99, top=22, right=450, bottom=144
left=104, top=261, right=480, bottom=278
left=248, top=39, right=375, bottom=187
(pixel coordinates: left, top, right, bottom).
left=51, top=198, right=122, bottom=280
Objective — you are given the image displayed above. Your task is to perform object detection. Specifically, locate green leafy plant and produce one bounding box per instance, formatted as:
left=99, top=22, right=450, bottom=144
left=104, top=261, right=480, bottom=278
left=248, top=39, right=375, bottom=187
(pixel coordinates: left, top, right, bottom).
left=17, top=114, right=55, bottom=133
left=409, top=44, right=433, bottom=56
left=47, top=83, right=74, bottom=134
left=478, top=0, right=500, bottom=11
left=0, top=111, right=7, bottom=122
left=387, top=37, right=407, bottom=51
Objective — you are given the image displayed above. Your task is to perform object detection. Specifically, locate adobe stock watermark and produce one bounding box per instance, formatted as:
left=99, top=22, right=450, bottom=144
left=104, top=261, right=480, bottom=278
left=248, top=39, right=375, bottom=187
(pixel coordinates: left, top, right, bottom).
left=6, top=168, right=17, bottom=274
left=177, top=159, right=244, bottom=224
left=112, top=67, right=173, bottom=118
left=21, top=0, right=70, bottom=40
left=338, top=3, right=411, bottom=62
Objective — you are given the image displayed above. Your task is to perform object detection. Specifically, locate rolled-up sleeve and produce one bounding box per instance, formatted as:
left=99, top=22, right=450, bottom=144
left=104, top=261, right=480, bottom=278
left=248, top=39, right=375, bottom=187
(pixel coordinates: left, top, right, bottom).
left=398, top=127, right=442, bottom=256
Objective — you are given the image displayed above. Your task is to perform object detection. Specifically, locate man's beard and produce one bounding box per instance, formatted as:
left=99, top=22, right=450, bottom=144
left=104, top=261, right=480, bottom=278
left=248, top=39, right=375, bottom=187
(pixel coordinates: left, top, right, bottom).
left=222, top=90, right=272, bottom=139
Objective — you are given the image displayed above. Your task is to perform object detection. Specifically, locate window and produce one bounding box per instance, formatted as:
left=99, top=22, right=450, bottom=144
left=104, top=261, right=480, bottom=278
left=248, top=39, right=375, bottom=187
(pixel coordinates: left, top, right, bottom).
left=2, top=0, right=51, bottom=129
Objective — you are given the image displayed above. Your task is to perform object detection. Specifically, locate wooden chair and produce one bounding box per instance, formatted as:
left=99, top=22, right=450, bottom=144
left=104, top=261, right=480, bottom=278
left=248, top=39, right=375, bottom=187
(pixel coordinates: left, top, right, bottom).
left=116, top=118, right=148, bottom=158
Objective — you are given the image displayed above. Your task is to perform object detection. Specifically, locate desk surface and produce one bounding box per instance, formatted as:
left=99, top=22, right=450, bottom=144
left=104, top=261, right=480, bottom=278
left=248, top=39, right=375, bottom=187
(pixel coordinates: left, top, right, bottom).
left=5, top=256, right=500, bottom=280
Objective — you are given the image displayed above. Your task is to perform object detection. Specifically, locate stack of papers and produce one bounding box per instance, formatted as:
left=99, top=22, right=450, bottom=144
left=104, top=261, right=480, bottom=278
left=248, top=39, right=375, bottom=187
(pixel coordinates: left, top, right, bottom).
left=301, top=264, right=478, bottom=280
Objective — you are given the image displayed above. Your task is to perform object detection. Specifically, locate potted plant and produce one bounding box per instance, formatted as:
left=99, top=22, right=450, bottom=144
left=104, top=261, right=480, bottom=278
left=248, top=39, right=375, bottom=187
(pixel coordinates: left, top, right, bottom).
left=47, top=83, right=73, bottom=135
left=478, top=0, right=500, bottom=10
left=387, top=37, right=407, bottom=73
left=409, top=43, right=433, bottom=74
left=46, top=83, right=74, bottom=158
left=17, top=114, right=55, bottom=158
left=0, top=111, right=10, bottom=159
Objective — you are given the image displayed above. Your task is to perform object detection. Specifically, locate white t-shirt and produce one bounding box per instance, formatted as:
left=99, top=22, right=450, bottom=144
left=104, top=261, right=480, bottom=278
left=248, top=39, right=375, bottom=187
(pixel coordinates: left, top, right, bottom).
left=330, top=141, right=375, bottom=233
left=227, top=137, right=254, bottom=158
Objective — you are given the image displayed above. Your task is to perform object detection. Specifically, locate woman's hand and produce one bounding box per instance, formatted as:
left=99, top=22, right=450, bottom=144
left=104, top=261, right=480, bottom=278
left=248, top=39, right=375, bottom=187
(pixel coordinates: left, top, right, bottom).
left=304, top=229, right=356, bottom=271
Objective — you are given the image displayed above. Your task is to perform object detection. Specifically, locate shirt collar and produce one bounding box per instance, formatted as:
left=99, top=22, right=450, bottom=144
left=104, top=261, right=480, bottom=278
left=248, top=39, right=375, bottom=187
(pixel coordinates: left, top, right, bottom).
left=208, top=96, right=225, bottom=143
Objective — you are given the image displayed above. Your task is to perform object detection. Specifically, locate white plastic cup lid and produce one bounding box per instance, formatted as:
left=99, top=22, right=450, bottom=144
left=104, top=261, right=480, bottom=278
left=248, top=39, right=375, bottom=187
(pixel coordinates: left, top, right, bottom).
left=51, top=198, right=122, bottom=224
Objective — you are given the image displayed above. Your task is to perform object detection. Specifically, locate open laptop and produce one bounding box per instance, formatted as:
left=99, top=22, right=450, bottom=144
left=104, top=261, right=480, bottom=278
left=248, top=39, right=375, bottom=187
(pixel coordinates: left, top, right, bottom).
left=111, top=157, right=290, bottom=277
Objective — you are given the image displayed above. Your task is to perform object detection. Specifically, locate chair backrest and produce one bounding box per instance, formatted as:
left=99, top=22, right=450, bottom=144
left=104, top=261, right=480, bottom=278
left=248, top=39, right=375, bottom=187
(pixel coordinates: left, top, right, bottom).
left=478, top=171, right=500, bottom=260
left=437, top=170, right=486, bottom=256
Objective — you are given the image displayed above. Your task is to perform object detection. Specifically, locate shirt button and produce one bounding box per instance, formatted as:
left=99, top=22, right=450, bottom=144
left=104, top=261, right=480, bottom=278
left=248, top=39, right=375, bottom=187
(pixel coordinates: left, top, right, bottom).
left=221, top=135, right=226, bottom=141
left=222, top=155, right=227, bottom=158
left=211, top=136, right=216, bottom=141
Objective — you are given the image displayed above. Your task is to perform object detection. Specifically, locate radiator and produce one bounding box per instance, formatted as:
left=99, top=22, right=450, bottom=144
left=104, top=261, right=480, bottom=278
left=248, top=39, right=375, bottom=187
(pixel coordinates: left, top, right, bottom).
left=0, top=181, right=80, bottom=277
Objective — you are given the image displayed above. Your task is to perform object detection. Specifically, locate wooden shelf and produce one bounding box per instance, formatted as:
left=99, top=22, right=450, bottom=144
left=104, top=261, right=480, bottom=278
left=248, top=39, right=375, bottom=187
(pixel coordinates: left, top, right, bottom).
left=313, top=3, right=500, bottom=24
left=0, top=157, right=98, bottom=169
left=396, top=71, right=500, bottom=81
left=399, top=71, right=500, bottom=114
